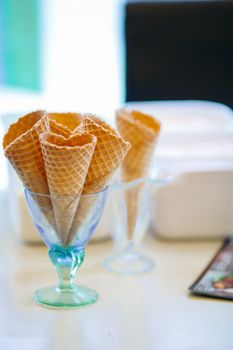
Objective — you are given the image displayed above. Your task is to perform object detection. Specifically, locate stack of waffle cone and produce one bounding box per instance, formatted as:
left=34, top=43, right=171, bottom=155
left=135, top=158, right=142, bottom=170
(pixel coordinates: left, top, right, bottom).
left=40, top=132, right=97, bottom=246
left=3, top=111, right=130, bottom=246
left=2, top=111, right=56, bottom=227
left=69, top=115, right=131, bottom=236
left=116, top=108, right=161, bottom=238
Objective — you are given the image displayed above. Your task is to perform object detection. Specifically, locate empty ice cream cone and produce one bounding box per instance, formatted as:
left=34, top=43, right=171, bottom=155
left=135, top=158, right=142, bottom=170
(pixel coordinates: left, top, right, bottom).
left=116, top=108, right=161, bottom=238
left=3, top=110, right=56, bottom=228
left=48, top=113, right=84, bottom=138
left=40, top=132, right=96, bottom=245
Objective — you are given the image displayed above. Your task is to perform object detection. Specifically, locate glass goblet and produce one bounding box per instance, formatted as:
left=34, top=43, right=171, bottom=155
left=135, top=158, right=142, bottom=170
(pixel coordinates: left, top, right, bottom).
left=24, top=187, right=107, bottom=308
left=102, top=178, right=153, bottom=275
left=102, top=170, right=171, bottom=275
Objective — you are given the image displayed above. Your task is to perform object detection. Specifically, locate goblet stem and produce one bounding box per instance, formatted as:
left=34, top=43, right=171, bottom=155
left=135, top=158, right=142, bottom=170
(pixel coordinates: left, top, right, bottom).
left=125, top=241, right=135, bottom=253
left=57, top=266, right=76, bottom=290
left=34, top=245, right=98, bottom=308
left=49, top=245, right=85, bottom=290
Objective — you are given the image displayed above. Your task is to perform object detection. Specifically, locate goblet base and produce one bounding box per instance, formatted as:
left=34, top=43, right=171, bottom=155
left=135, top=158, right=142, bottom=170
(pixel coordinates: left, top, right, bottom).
left=34, top=285, right=98, bottom=309
left=102, top=250, right=155, bottom=275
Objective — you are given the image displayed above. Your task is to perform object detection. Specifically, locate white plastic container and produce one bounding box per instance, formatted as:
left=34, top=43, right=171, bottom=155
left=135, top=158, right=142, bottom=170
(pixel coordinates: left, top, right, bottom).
left=154, top=130, right=233, bottom=238
left=152, top=169, right=233, bottom=239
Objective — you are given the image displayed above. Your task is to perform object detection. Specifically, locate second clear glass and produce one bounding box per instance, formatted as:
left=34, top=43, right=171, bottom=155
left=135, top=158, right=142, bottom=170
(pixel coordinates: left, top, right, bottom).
left=102, top=178, right=154, bottom=274
left=102, top=170, right=171, bottom=275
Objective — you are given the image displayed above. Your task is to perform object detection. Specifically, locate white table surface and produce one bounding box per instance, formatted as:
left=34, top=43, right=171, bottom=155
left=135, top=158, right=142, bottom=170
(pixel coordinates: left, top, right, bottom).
left=0, top=230, right=232, bottom=350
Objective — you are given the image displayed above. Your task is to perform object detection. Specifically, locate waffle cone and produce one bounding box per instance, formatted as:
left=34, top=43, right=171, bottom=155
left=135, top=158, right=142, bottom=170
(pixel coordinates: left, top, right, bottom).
left=2, top=111, right=56, bottom=228
left=116, top=108, right=161, bottom=238
left=40, top=132, right=97, bottom=246
left=48, top=113, right=84, bottom=138
left=49, top=119, right=72, bottom=138
left=82, top=113, right=119, bottom=136
left=69, top=115, right=130, bottom=236
left=3, top=110, right=48, bottom=192
left=78, top=115, right=130, bottom=192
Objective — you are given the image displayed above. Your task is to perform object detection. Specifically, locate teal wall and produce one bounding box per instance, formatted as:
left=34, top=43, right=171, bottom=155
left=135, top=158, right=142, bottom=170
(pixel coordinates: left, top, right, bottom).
left=0, top=0, right=41, bottom=90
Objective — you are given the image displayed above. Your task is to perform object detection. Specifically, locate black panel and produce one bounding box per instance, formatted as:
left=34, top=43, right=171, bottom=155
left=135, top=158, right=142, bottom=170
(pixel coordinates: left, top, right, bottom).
left=125, top=1, right=233, bottom=107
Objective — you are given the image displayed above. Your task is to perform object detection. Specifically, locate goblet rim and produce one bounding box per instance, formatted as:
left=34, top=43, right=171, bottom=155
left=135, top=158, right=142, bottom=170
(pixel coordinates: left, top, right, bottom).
left=24, top=185, right=108, bottom=198
left=110, top=168, right=172, bottom=190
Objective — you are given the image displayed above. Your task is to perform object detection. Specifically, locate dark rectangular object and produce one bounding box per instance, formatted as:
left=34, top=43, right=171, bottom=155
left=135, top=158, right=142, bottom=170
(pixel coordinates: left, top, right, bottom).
left=125, top=0, right=233, bottom=107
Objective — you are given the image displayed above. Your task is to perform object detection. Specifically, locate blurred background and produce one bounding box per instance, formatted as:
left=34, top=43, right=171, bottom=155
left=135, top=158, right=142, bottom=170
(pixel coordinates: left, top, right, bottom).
left=1, top=0, right=233, bottom=113
left=0, top=0, right=233, bottom=240
left=0, top=0, right=123, bottom=114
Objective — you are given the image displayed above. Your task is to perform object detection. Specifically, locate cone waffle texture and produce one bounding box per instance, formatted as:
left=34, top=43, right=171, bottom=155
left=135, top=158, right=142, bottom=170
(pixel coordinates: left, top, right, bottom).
left=77, top=115, right=130, bottom=193
left=116, top=108, right=161, bottom=181
left=40, top=131, right=97, bottom=245
left=2, top=110, right=57, bottom=228
left=48, top=113, right=83, bottom=138
left=116, top=108, right=161, bottom=238
left=3, top=110, right=49, bottom=193
left=83, top=113, right=119, bottom=136
left=49, top=119, right=71, bottom=138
